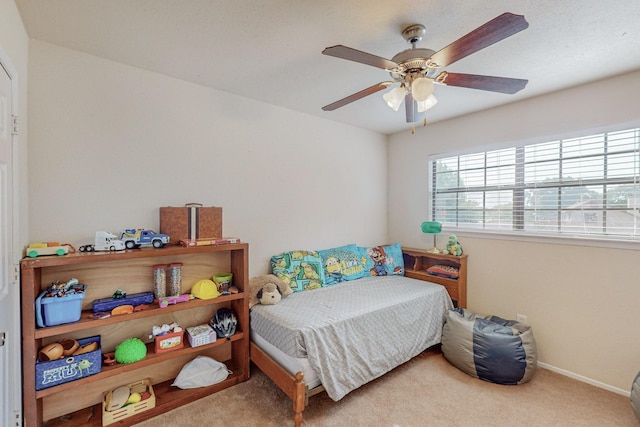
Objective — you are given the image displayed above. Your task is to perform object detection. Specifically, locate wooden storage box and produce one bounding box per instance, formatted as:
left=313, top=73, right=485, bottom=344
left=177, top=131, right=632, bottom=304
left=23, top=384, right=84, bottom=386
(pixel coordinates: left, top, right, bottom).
left=154, top=330, right=184, bottom=353
left=160, top=204, right=222, bottom=244
left=102, top=379, right=155, bottom=426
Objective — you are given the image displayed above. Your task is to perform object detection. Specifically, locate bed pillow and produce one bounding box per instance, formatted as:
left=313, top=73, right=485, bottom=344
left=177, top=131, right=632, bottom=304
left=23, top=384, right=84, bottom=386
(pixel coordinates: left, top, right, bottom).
left=359, top=243, right=405, bottom=277
left=426, top=264, right=459, bottom=279
left=317, top=244, right=366, bottom=285
left=270, top=250, right=325, bottom=292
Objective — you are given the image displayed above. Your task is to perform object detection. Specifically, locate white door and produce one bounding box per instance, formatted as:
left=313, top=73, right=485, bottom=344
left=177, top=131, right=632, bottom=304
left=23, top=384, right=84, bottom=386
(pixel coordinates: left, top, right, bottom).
left=0, top=59, right=18, bottom=427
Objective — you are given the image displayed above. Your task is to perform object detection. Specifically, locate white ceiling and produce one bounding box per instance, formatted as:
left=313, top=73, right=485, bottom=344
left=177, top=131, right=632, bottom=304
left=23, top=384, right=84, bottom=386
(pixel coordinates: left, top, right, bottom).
left=15, top=0, right=640, bottom=135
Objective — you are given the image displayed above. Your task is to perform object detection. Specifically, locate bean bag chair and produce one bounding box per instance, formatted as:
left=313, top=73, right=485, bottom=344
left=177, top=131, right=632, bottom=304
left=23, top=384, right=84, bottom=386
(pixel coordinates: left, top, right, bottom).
left=441, top=308, right=537, bottom=385
left=632, top=371, right=640, bottom=421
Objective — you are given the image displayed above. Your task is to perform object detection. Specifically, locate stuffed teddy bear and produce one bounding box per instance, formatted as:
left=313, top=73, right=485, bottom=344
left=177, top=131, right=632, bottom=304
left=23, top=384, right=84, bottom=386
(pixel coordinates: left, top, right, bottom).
left=249, top=274, right=293, bottom=308
left=257, top=282, right=282, bottom=305
left=446, top=234, right=463, bottom=256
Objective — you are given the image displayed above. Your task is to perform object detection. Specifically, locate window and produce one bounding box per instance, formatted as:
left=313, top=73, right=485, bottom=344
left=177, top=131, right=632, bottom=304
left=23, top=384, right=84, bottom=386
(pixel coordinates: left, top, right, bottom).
left=430, top=128, right=640, bottom=240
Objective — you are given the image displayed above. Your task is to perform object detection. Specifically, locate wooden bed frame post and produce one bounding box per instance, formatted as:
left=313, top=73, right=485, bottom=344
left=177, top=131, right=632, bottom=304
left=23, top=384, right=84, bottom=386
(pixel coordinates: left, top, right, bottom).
left=251, top=341, right=310, bottom=426
left=293, top=372, right=305, bottom=427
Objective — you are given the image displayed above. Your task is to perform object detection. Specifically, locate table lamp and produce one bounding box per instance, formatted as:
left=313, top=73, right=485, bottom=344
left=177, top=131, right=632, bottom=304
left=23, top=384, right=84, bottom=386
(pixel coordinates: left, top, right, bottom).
left=421, top=221, right=442, bottom=254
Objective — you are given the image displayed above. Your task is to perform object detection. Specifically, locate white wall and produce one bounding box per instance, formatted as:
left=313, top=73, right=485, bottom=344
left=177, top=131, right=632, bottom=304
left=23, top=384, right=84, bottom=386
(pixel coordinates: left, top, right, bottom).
left=388, top=70, right=640, bottom=393
left=27, top=40, right=388, bottom=277
left=0, top=0, right=28, bottom=254
left=0, top=0, right=28, bottom=423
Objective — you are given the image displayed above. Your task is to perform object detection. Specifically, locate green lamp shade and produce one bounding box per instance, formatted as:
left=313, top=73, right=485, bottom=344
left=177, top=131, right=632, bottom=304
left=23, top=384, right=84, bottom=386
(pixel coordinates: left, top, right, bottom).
left=421, top=221, right=443, bottom=254
left=421, top=221, right=442, bottom=234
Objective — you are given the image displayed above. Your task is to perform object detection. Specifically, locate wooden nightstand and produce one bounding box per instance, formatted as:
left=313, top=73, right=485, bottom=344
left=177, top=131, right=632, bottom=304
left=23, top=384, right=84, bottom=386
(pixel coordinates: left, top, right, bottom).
left=402, top=247, right=468, bottom=308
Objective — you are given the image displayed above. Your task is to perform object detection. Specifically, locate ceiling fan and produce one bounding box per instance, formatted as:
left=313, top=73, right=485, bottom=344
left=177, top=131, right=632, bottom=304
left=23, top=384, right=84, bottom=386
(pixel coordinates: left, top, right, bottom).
left=322, top=12, right=529, bottom=125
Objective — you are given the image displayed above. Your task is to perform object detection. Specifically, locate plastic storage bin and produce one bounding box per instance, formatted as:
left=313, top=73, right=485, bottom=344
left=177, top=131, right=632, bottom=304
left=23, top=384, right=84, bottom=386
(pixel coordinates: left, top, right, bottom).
left=35, top=291, right=85, bottom=327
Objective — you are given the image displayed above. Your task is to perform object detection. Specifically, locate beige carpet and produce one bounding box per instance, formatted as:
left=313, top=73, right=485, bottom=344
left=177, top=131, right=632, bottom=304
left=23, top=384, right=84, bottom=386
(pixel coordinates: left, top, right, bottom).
left=136, top=348, right=637, bottom=426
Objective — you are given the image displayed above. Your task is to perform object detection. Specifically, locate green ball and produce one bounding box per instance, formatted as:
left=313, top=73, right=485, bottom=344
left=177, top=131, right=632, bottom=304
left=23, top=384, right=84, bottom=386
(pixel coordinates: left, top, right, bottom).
left=114, top=338, right=147, bottom=364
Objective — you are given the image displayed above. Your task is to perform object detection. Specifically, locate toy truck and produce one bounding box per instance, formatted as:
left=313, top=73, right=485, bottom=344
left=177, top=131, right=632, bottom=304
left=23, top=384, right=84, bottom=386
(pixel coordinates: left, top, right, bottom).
left=79, top=231, right=126, bottom=252
left=26, top=242, right=71, bottom=258
left=120, top=229, right=170, bottom=249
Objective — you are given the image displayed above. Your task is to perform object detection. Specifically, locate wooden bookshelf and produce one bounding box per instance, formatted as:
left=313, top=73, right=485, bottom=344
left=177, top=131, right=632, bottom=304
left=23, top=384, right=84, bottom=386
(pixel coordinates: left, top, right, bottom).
left=20, top=244, right=249, bottom=426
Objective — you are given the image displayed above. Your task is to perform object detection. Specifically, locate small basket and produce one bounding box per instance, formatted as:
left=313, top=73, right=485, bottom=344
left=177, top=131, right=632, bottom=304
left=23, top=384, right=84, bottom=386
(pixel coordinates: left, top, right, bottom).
left=102, top=379, right=155, bottom=425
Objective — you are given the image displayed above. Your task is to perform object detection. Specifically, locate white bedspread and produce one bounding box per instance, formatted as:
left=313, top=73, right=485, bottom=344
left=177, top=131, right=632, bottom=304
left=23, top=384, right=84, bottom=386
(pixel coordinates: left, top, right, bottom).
left=250, top=275, right=453, bottom=401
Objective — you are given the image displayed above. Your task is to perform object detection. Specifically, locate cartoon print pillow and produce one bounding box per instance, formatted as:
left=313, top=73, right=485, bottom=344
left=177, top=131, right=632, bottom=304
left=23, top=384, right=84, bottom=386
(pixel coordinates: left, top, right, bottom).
left=359, top=242, right=405, bottom=277
left=270, top=250, right=325, bottom=292
left=317, top=244, right=366, bottom=285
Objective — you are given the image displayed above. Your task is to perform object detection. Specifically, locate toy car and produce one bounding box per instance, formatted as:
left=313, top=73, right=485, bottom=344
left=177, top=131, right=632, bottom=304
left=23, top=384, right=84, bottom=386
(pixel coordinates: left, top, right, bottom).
left=26, top=243, right=71, bottom=258
left=78, top=231, right=126, bottom=252
left=120, top=229, right=170, bottom=249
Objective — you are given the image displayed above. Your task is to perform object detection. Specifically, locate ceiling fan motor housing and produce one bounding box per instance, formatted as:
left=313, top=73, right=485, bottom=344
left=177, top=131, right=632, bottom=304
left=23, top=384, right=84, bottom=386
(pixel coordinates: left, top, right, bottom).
left=390, top=48, right=439, bottom=82
left=402, top=24, right=427, bottom=44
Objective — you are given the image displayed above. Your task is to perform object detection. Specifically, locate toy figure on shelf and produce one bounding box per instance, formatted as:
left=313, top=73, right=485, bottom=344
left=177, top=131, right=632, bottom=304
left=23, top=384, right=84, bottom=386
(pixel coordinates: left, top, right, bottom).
left=446, top=235, right=463, bottom=256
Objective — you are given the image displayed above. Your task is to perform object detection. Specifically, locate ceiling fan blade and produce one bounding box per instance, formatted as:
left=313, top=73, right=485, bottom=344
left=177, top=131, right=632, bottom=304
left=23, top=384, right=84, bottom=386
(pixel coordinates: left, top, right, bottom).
left=322, top=82, right=393, bottom=111
left=323, top=45, right=399, bottom=70
left=405, top=92, right=417, bottom=123
left=430, top=13, right=529, bottom=67
left=437, top=72, right=528, bottom=94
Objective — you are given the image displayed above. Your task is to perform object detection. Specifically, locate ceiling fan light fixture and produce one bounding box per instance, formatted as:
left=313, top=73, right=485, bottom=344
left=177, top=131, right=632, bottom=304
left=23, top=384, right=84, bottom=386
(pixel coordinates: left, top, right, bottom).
left=411, top=77, right=434, bottom=102
left=383, top=86, right=408, bottom=111
left=417, top=94, right=438, bottom=112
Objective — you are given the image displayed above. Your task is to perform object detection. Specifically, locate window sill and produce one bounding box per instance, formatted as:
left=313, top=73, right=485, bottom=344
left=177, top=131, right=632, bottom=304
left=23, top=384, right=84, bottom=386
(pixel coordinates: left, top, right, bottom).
left=448, top=228, right=640, bottom=251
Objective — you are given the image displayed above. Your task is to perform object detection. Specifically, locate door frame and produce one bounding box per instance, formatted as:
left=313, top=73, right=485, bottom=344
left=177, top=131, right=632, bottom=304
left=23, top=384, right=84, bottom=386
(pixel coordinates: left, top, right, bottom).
left=0, top=43, right=22, bottom=427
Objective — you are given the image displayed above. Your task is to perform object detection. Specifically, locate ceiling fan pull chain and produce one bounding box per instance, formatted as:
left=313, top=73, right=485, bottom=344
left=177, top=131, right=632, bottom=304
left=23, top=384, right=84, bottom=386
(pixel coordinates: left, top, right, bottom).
left=423, top=117, right=427, bottom=127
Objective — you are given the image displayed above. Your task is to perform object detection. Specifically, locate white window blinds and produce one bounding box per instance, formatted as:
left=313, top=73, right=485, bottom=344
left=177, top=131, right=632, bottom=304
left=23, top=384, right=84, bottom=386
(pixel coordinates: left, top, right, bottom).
left=430, top=128, right=640, bottom=239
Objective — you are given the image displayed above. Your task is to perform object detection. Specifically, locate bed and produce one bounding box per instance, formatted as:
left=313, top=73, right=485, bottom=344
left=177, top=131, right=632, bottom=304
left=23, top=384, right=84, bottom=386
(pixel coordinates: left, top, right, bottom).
left=250, top=245, right=459, bottom=426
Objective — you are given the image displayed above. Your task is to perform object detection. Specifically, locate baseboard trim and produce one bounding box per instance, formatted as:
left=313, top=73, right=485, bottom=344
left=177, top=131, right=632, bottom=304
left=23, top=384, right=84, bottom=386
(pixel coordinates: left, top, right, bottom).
left=537, top=362, right=630, bottom=397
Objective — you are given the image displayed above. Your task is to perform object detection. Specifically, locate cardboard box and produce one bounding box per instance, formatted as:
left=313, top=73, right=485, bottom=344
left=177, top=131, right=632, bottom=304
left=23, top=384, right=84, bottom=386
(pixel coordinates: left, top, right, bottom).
left=35, top=336, right=101, bottom=390
left=186, top=324, right=216, bottom=347
left=160, top=204, right=222, bottom=244
left=154, top=330, right=184, bottom=353
left=102, top=379, right=156, bottom=426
